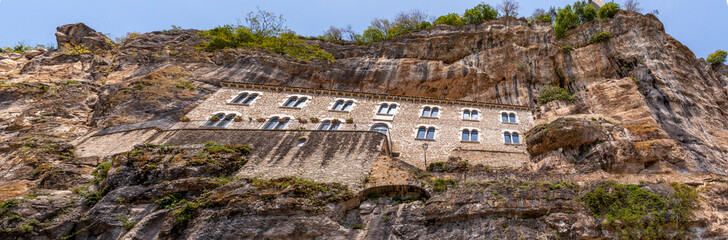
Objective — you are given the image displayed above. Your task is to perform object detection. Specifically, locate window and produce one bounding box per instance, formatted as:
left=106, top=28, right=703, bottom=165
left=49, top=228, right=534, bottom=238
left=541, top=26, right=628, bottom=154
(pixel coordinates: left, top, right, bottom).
left=421, top=107, right=439, bottom=118
left=462, top=129, right=478, bottom=142
left=283, top=96, right=307, bottom=108
left=318, top=120, right=340, bottom=131
left=504, top=132, right=520, bottom=144
left=205, top=113, right=225, bottom=127
left=377, top=104, right=397, bottom=115
left=232, top=93, right=259, bottom=104
left=416, top=126, right=436, bottom=140
left=501, top=112, right=517, bottom=123
left=296, top=138, right=306, bottom=147
left=463, top=109, right=479, bottom=120
left=332, top=100, right=355, bottom=111
left=263, top=117, right=289, bottom=130
left=370, top=124, right=389, bottom=135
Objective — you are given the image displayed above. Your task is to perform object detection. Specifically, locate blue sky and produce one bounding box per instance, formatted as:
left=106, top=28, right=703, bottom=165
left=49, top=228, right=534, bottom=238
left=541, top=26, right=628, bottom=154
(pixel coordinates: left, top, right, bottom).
left=0, top=0, right=725, bottom=58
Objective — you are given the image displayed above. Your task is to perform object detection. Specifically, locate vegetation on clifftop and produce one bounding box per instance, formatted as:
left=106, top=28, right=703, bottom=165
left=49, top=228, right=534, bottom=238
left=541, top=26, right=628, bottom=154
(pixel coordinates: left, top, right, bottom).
left=198, top=8, right=334, bottom=61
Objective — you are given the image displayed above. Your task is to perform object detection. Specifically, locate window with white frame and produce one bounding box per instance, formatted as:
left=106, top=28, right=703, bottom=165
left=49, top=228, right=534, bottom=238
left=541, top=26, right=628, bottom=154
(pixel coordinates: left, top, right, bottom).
left=370, top=124, right=389, bottom=135
left=503, top=131, right=520, bottom=144
left=421, top=106, right=440, bottom=118
left=331, top=99, right=355, bottom=111
left=461, top=129, right=479, bottom=142
left=501, top=112, right=517, bottom=123
left=416, top=126, right=436, bottom=140
left=463, top=109, right=479, bottom=120
left=317, top=120, right=341, bottom=130
left=262, top=117, right=290, bottom=130
left=377, top=103, right=398, bottom=115
left=282, top=96, right=308, bottom=108
left=230, top=92, right=260, bottom=105
left=204, top=113, right=237, bottom=128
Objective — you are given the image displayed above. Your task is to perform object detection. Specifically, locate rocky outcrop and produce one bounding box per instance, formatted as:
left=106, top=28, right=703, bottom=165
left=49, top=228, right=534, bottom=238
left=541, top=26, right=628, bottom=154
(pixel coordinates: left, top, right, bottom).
left=55, top=23, right=114, bottom=51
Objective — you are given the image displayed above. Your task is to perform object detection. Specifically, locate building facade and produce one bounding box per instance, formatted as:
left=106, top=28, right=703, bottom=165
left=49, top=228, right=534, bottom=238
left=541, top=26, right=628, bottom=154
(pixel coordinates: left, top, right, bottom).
left=172, top=82, right=534, bottom=169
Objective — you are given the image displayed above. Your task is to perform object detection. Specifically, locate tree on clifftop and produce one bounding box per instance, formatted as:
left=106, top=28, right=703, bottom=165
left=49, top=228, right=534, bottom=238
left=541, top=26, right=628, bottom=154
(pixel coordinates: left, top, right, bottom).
left=497, top=0, right=520, bottom=17
left=707, top=50, right=727, bottom=66
left=464, top=3, right=499, bottom=25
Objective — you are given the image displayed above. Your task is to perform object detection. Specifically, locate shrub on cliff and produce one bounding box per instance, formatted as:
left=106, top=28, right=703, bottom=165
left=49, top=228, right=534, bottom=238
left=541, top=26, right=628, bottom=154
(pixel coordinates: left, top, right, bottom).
left=589, top=31, right=612, bottom=44
left=580, top=181, right=698, bottom=239
left=434, top=13, right=466, bottom=27
left=707, top=50, right=727, bottom=65
left=463, top=3, right=499, bottom=24
left=554, top=5, right=580, bottom=38
left=354, top=10, right=431, bottom=44
left=539, top=85, right=574, bottom=104
left=573, top=1, right=597, bottom=22
left=598, top=2, right=621, bottom=19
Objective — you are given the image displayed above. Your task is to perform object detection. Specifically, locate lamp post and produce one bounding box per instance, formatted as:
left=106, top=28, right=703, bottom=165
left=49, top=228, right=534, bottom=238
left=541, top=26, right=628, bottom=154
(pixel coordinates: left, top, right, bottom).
left=422, top=143, right=429, bottom=169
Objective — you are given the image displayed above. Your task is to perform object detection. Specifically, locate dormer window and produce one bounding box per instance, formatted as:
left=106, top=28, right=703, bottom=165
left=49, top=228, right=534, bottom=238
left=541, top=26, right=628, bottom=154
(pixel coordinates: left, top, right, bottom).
left=377, top=103, right=398, bottom=115
left=421, top=106, right=440, bottom=118
left=282, top=96, right=308, bottom=108
left=231, top=92, right=260, bottom=105
left=262, top=117, right=289, bottom=130
left=463, top=109, right=479, bottom=120
left=331, top=99, right=355, bottom=111
left=501, top=112, right=518, bottom=123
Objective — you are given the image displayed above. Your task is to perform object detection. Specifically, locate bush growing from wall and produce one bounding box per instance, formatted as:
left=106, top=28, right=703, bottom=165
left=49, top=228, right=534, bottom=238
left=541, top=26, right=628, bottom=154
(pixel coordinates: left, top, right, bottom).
left=598, top=2, right=621, bottom=19
left=434, top=13, right=466, bottom=27
left=707, top=50, right=727, bottom=65
left=463, top=3, right=499, bottom=25
left=589, top=31, right=612, bottom=44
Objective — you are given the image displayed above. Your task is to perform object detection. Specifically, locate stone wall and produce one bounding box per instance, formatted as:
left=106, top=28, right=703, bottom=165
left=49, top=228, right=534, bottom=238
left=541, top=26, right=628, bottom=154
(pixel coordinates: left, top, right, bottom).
left=148, top=129, right=388, bottom=187
left=449, top=149, right=529, bottom=169
left=76, top=128, right=160, bottom=158
left=175, top=83, right=534, bottom=168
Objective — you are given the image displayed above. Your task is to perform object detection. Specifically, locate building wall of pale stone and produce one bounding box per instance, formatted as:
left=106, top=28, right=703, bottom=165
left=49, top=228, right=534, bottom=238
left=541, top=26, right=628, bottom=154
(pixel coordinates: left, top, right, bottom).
left=148, top=129, right=387, bottom=188
left=172, top=83, right=534, bottom=168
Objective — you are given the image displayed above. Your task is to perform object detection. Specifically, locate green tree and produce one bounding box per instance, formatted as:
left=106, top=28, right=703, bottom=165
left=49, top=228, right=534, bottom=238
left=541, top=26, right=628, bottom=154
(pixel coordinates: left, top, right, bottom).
left=707, top=50, right=727, bottom=65
left=554, top=5, right=580, bottom=38
left=573, top=1, right=597, bottom=22
left=434, top=13, right=466, bottom=27
left=464, top=3, right=499, bottom=25
left=598, top=2, right=621, bottom=19
left=529, top=8, right=552, bottom=23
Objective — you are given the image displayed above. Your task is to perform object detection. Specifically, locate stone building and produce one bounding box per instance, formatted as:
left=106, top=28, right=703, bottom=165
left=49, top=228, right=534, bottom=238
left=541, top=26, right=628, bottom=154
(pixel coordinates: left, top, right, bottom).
left=590, top=0, right=606, bottom=10
left=172, top=82, right=534, bottom=169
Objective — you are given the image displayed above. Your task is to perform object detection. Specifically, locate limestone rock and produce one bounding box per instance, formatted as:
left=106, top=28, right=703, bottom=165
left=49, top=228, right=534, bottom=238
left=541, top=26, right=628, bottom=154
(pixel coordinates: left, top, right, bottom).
left=0, top=59, right=18, bottom=72
left=55, top=23, right=114, bottom=51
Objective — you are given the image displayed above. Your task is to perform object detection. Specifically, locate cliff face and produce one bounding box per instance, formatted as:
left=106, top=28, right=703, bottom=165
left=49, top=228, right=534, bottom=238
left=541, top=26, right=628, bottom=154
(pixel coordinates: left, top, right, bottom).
left=1, top=11, right=728, bottom=239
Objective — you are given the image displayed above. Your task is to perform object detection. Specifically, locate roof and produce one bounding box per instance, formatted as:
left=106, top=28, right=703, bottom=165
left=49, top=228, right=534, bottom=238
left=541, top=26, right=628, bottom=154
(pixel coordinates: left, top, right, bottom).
left=221, top=82, right=533, bottom=111
left=590, top=0, right=606, bottom=8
